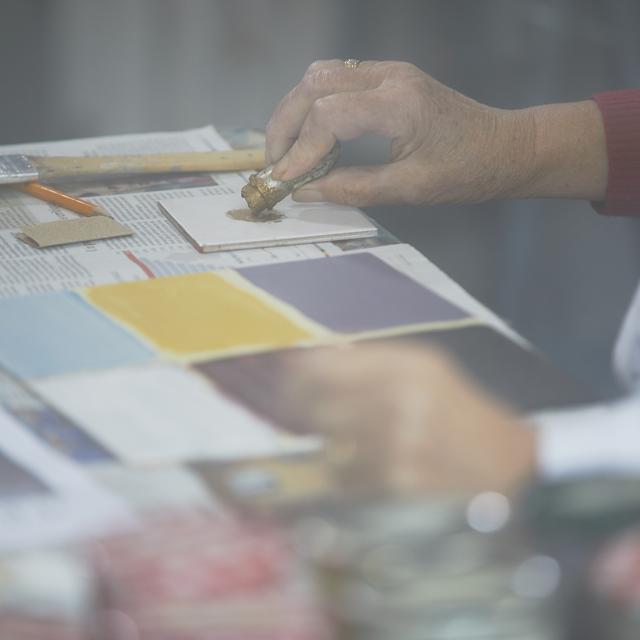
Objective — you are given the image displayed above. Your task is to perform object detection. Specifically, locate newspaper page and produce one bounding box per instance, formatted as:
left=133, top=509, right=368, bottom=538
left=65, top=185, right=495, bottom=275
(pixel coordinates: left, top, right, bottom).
left=0, top=126, right=343, bottom=298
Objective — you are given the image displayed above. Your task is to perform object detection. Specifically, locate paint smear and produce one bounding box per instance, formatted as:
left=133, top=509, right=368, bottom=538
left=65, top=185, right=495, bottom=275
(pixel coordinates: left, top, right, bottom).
left=226, top=208, right=285, bottom=223
left=86, top=272, right=314, bottom=357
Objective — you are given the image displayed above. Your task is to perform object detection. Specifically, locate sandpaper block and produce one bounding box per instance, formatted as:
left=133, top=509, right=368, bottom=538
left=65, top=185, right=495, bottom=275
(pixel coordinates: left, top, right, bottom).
left=17, top=216, right=134, bottom=248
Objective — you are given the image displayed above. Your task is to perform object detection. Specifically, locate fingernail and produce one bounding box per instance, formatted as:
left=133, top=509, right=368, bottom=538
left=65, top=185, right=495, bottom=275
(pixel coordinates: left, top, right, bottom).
left=293, top=188, right=323, bottom=203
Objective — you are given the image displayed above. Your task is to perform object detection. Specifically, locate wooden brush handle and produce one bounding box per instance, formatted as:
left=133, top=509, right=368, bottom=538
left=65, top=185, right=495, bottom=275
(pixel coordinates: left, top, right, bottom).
left=32, top=148, right=266, bottom=181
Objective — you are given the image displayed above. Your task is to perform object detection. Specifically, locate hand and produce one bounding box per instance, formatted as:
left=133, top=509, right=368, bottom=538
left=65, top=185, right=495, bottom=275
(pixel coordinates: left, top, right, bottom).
left=265, top=60, right=607, bottom=206
left=283, top=343, right=536, bottom=495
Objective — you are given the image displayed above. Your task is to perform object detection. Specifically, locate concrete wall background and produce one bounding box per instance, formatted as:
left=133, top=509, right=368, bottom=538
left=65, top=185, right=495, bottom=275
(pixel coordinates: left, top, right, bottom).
left=2, top=0, right=639, bottom=396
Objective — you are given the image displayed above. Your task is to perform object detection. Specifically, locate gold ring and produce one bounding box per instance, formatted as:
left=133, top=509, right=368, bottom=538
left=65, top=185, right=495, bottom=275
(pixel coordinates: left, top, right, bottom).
left=343, top=58, right=361, bottom=70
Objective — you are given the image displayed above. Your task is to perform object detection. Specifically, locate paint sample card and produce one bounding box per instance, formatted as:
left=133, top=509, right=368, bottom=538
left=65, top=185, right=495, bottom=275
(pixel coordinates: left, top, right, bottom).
left=0, top=291, right=154, bottom=379
left=159, top=193, right=377, bottom=252
left=196, top=350, right=307, bottom=436
left=86, top=272, right=316, bottom=359
left=34, top=364, right=320, bottom=466
left=0, top=369, right=113, bottom=463
left=196, top=324, right=594, bottom=437
left=379, top=325, right=596, bottom=411
left=238, top=252, right=470, bottom=334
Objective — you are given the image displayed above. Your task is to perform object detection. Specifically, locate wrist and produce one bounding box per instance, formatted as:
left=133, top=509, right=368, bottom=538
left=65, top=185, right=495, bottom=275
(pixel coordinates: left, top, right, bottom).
left=487, top=107, right=538, bottom=201
left=515, top=101, right=608, bottom=201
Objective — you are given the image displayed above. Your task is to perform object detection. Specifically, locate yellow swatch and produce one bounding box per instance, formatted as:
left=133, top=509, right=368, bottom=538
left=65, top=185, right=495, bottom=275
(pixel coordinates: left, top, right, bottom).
left=85, top=272, right=314, bottom=358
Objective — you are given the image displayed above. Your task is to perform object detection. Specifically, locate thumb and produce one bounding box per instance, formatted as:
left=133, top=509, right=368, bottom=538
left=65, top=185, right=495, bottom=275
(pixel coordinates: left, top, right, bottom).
left=292, top=164, right=408, bottom=207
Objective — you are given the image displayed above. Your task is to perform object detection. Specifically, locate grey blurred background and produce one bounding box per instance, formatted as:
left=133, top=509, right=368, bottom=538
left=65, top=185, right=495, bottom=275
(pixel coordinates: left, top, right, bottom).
left=2, top=0, right=639, bottom=398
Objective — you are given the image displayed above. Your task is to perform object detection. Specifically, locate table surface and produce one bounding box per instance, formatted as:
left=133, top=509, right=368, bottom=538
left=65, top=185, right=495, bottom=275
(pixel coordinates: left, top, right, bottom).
left=0, top=127, right=588, bottom=637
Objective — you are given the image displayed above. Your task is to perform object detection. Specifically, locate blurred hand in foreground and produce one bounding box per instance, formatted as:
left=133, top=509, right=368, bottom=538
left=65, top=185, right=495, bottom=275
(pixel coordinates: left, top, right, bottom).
left=284, top=344, right=536, bottom=496
left=266, top=59, right=606, bottom=206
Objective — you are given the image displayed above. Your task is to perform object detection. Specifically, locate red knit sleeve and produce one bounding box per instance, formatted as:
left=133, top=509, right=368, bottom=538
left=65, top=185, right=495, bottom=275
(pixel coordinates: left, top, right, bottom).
left=592, top=89, right=640, bottom=217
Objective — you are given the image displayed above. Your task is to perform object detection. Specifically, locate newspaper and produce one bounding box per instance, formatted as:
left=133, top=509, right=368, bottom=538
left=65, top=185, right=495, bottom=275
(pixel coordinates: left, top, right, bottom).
left=0, top=126, right=343, bottom=298
left=0, top=127, right=518, bottom=340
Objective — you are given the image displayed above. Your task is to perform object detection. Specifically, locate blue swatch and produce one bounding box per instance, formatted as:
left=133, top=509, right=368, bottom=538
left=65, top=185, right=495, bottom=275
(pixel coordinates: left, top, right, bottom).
left=0, top=291, right=154, bottom=379
left=238, top=253, right=469, bottom=333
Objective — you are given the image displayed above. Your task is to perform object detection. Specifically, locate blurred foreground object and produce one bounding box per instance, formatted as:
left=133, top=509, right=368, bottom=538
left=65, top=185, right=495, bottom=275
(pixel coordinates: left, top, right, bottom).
left=0, top=549, right=92, bottom=640
left=293, top=493, right=562, bottom=640
left=524, top=476, right=640, bottom=640
left=592, top=524, right=640, bottom=640
left=91, top=509, right=329, bottom=640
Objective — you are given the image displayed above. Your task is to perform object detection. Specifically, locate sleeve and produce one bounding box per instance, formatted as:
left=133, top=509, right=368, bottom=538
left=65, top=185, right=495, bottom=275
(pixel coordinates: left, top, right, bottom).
left=531, top=395, right=640, bottom=480
left=592, top=89, right=640, bottom=216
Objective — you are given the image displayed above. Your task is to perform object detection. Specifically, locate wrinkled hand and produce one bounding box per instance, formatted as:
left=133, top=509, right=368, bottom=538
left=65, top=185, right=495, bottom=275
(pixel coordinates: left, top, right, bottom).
left=284, top=343, right=536, bottom=495
left=265, top=60, right=536, bottom=207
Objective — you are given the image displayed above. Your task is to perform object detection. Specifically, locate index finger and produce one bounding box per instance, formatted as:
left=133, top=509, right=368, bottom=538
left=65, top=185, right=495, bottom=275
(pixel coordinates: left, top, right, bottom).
left=265, top=59, right=385, bottom=163
left=271, top=88, right=405, bottom=181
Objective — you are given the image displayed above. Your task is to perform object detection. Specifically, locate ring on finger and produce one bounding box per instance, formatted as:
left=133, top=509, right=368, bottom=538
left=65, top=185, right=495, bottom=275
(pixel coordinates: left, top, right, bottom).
left=343, top=58, right=361, bottom=70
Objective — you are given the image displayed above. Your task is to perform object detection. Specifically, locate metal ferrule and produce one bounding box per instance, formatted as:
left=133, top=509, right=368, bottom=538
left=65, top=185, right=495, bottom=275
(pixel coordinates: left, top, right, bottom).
left=0, top=155, right=39, bottom=184
left=241, top=143, right=340, bottom=213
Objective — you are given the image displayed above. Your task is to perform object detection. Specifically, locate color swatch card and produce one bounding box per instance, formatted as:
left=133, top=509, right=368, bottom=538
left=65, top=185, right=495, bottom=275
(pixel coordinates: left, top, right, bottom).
left=34, top=364, right=319, bottom=466
left=85, top=271, right=321, bottom=361
left=0, top=291, right=154, bottom=379
left=0, top=252, right=474, bottom=382
left=195, top=325, right=595, bottom=438
left=159, top=193, right=378, bottom=252
left=238, top=252, right=470, bottom=334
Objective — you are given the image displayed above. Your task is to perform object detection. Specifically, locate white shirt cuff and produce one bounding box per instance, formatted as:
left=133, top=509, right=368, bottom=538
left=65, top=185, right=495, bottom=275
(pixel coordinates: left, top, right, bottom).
left=530, top=395, right=640, bottom=480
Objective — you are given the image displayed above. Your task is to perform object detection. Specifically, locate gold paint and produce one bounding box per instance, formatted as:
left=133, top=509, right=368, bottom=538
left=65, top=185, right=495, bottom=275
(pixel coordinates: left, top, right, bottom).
left=240, top=171, right=285, bottom=213
left=241, top=143, right=341, bottom=213
left=85, top=272, right=314, bottom=357
left=226, top=208, right=284, bottom=223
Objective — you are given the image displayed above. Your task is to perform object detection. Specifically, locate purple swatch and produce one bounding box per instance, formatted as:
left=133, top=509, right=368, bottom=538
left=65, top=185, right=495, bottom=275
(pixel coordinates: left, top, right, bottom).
left=237, top=253, right=468, bottom=333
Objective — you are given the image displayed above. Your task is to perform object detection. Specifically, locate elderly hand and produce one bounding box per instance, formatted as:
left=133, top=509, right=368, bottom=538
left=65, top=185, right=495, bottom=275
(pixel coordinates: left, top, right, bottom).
left=266, top=60, right=606, bottom=206
left=284, top=343, right=536, bottom=495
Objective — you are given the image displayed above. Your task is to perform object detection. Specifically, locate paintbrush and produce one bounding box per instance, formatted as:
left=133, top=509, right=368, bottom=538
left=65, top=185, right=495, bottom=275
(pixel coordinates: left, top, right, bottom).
left=0, top=149, right=266, bottom=184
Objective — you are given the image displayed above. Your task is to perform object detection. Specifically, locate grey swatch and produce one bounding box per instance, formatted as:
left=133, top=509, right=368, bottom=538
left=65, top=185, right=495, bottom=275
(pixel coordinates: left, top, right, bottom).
left=238, top=253, right=468, bottom=333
